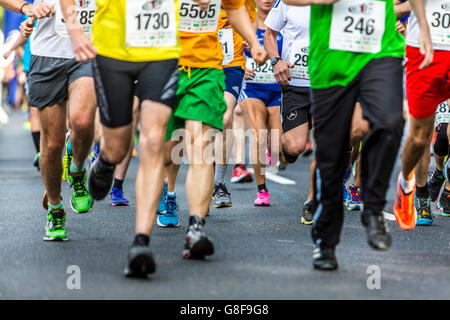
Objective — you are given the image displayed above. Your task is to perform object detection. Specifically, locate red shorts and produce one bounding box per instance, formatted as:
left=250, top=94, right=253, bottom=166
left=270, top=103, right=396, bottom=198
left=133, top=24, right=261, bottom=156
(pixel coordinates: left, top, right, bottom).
left=405, top=45, right=450, bottom=119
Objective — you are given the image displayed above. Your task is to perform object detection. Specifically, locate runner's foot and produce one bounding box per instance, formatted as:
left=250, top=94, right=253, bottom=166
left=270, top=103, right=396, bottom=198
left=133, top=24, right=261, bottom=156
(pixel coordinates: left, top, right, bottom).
left=157, top=183, right=168, bottom=213
left=213, top=183, right=232, bottom=208
left=345, top=185, right=362, bottom=211
left=124, top=245, right=156, bottom=278
left=254, top=189, right=270, bottom=206
left=68, top=169, right=94, bottom=213
left=313, top=246, right=338, bottom=271
left=43, top=207, right=68, bottom=241
left=361, top=209, right=391, bottom=251
left=428, top=168, right=445, bottom=202
left=88, top=157, right=115, bottom=200
left=157, top=193, right=180, bottom=227
left=393, top=173, right=416, bottom=230
left=183, top=216, right=214, bottom=259
left=110, top=187, right=130, bottom=206
left=231, top=164, right=253, bottom=183
left=414, top=195, right=433, bottom=226
left=438, top=188, right=450, bottom=216
left=301, top=200, right=314, bottom=225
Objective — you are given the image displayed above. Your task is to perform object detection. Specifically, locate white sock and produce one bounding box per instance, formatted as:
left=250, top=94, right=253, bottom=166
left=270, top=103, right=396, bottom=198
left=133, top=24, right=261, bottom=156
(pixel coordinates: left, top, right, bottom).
left=400, top=173, right=415, bottom=194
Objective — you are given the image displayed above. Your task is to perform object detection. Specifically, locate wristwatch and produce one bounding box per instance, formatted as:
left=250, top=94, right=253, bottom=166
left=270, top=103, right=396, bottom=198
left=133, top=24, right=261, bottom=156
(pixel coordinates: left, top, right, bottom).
left=270, top=57, right=282, bottom=66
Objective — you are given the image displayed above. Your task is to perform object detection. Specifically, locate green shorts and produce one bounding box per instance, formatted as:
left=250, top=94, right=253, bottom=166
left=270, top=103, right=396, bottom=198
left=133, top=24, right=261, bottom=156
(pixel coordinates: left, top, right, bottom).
left=166, top=67, right=226, bottom=140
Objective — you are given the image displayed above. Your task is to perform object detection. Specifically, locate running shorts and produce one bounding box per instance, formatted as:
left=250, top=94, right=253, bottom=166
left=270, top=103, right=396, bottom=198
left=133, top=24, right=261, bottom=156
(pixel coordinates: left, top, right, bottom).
left=405, top=46, right=450, bottom=119
left=240, top=82, right=281, bottom=107
left=224, top=66, right=245, bottom=100
left=281, top=85, right=312, bottom=133
left=166, top=67, right=227, bottom=140
left=93, top=55, right=178, bottom=128
left=27, top=56, right=92, bottom=109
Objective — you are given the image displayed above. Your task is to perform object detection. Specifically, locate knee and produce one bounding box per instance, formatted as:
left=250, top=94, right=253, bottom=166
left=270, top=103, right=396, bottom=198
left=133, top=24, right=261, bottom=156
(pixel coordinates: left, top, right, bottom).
left=139, top=129, right=165, bottom=155
left=283, top=139, right=306, bottom=157
left=350, top=122, right=369, bottom=144
left=71, top=114, right=93, bottom=135
left=45, top=137, right=65, bottom=155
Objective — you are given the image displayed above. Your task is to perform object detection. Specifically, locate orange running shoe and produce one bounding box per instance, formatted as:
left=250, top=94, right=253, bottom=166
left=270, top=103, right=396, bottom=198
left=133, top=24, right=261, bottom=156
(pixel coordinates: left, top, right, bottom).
left=393, top=173, right=416, bottom=230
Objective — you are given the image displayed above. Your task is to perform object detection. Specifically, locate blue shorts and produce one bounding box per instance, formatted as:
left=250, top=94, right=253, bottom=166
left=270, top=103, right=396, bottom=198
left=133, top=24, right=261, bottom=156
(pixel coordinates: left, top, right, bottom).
left=224, top=66, right=245, bottom=100
left=240, top=83, right=281, bottom=107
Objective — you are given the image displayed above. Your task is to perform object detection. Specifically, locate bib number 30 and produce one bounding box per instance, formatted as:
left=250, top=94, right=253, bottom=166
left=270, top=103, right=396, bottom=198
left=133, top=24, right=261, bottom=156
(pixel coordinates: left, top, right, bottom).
left=426, top=1, right=450, bottom=45
left=329, top=0, right=385, bottom=54
left=126, top=0, right=177, bottom=48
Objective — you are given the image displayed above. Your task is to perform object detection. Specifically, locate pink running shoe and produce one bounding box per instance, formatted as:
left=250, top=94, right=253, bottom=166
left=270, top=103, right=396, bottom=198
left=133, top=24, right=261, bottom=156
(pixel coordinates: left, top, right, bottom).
left=266, top=150, right=272, bottom=167
left=254, top=189, right=270, bottom=206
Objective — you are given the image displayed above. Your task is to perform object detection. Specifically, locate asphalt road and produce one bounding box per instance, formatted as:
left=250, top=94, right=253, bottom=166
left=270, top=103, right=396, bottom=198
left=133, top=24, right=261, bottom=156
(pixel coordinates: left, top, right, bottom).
left=0, top=111, right=449, bottom=300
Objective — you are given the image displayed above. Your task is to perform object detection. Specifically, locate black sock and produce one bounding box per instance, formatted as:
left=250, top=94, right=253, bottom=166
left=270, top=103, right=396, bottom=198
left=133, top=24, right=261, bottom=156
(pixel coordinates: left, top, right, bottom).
left=113, top=179, right=124, bottom=190
left=133, top=234, right=149, bottom=247
left=31, top=131, right=40, bottom=153
left=258, top=183, right=267, bottom=192
left=416, top=183, right=429, bottom=199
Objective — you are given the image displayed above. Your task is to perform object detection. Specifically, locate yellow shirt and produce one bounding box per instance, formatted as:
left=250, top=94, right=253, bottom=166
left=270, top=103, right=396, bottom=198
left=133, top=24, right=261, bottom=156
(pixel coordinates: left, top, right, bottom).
left=92, top=0, right=181, bottom=62
left=217, top=0, right=256, bottom=70
left=179, top=0, right=245, bottom=69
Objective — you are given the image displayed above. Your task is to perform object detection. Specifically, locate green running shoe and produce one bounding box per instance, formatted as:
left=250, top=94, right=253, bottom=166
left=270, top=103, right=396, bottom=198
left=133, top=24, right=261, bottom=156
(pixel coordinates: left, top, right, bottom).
left=44, top=208, right=68, bottom=241
left=68, top=169, right=94, bottom=214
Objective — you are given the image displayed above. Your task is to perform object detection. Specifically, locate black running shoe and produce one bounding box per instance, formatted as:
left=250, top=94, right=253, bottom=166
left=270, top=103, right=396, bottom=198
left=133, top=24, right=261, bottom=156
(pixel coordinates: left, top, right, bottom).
left=301, top=201, right=315, bottom=225
left=313, top=246, right=338, bottom=271
left=361, top=209, right=391, bottom=251
left=438, top=188, right=450, bottom=217
left=88, top=157, right=115, bottom=200
left=428, top=169, right=445, bottom=202
left=183, top=216, right=214, bottom=259
left=124, top=245, right=156, bottom=278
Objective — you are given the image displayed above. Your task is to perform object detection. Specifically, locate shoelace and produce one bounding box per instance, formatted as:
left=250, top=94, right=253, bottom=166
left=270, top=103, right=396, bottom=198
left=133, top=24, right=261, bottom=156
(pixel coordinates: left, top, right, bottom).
left=71, top=174, right=88, bottom=197
left=215, top=184, right=230, bottom=198
left=165, top=198, right=179, bottom=217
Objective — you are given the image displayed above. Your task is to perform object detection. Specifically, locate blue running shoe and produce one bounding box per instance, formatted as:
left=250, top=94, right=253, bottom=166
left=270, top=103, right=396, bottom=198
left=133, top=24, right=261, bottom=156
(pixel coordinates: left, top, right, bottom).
left=345, top=185, right=362, bottom=211
left=343, top=184, right=350, bottom=206
left=414, top=194, right=433, bottom=226
left=157, top=193, right=179, bottom=227
left=109, top=187, right=130, bottom=206
left=158, top=183, right=168, bottom=213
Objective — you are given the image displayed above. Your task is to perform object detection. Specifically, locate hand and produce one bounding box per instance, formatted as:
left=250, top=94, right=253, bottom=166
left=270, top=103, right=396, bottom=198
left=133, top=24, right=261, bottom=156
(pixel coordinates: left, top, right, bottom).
left=418, top=25, right=434, bottom=69
left=70, top=30, right=97, bottom=62
left=29, top=3, right=55, bottom=19
left=396, top=21, right=406, bottom=35
left=20, top=18, right=35, bottom=38
left=194, top=0, right=210, bottom=11
left=273, top=59, right=293, bottom=86
left=245, top=68, right=255, bottom=80
left=250, top=45, right=268, bottom=66
left=3, top=49, right=13, bottom=60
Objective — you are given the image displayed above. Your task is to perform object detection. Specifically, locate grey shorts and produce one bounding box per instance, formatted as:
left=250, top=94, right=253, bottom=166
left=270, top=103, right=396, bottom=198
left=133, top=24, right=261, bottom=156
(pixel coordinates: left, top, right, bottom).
left=27, top=55, right=93, bottom=108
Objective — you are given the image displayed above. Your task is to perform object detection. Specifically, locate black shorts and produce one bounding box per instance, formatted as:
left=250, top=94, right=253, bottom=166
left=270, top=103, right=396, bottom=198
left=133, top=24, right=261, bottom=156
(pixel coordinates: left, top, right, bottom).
left=280, top=85, right=312, bottom=133
left=28, top=56, right=92, bottom=108
left=93, top=55, right=178, bottom=128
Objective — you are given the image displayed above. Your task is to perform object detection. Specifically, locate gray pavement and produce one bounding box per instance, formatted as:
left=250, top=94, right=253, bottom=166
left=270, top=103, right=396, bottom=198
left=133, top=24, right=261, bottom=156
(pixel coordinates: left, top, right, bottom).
left=0, top=111, right=449, bottom=300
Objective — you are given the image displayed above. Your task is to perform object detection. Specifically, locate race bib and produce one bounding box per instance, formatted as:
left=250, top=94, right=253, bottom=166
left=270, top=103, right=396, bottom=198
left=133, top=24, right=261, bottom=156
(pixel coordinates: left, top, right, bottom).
left=245, top=57, right=277, bottom=84
left=289, top=39, right=309, bottom=80
left=435, top=100, right=450, bottom=127
left=426, top=1, right=450, bottom=45
left=55, top=0, right=96, bottom=37
left=218, top=28, right=234, bottom=65
left=179, top=0, right=220, bottom=33
left=329, top=0, right=386, bottom=53
left=125, top=0, right=177, bottom=48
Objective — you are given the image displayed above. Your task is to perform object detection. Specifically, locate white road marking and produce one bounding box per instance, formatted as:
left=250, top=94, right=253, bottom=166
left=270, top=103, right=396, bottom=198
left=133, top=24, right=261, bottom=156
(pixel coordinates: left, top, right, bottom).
left=277, top=240, right=295, bottom=243
left=247, top=168, right=296, bottom=185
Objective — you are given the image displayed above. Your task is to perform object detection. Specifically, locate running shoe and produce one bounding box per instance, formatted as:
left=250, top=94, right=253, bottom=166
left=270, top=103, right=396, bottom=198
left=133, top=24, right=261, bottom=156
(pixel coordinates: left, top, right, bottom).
left=109, top=187, right=130, bottom=206
left=361, top=209, right=391, bottom=250
left=301, top=200, right=314, bottom=225
left=213, top=183, right=232, bottom=208
left=343, top=184, right=350, bottom=205
left=428, top=168, right=445, bottom=202
left=345, top=185, right=362, bottom=211
left=157, top=193, right=180, bottom=227
left=414, top=195, right=433, bottom=226
left=88, top=157, right=115, bottom=200
left=62, top=133, right=72, bottom=182
left=254, top=189, right=270, bottom=206
left=313, top=245, right=338, bottom=271
left=33, top=152, right=40, bottom=171
left=68, top=169, right=94, bottom=214
left=157, top=183, right=168, bottom=213
left=343, top=156, right=353, bottom=183
left=183, top=216, right=214, bottom=259
left=393, top=173, right=416, bottom=230
left=124, top=245, right=156, bottom=278
left=43, top=208, right=68, bottom=241
left=231, top=164, right=253, bottom=183
left=438, top=188, right=450, bottom=216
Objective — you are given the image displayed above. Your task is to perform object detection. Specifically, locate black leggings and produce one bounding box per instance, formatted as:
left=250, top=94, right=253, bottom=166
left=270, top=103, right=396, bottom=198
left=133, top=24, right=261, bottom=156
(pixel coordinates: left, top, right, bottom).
left=434, top=123, right=448, bottom=157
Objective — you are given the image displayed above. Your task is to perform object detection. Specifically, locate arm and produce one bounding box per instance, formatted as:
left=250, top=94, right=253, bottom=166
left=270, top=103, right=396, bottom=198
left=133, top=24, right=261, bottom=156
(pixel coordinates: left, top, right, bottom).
left=0, top=0, right=31, bottom=13
left=4, top=30, right=29, bottom=59
left=408, top=0, right=433, bottom=69
left=225, top=6, right=268, bottom=65
left=59, top=0, right=97, bottom=61
left=0, top=0, right=55, bottom=18
left=263, top=27, right=292, bottom=86
left=394, top=1, right=411, bottom=19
